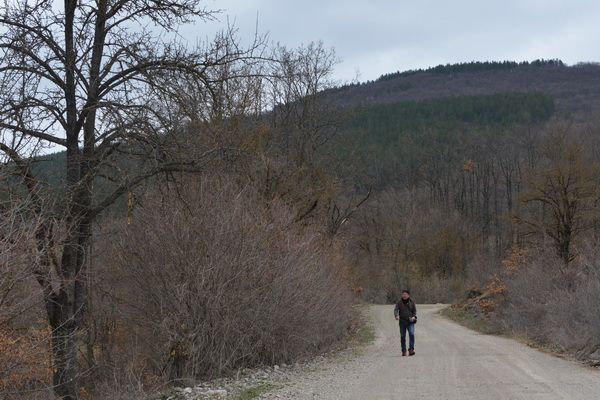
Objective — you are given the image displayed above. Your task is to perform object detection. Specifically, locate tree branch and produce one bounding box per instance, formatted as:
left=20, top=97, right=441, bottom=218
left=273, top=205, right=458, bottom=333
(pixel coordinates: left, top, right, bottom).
left=0, top=122, right=67, bottom=146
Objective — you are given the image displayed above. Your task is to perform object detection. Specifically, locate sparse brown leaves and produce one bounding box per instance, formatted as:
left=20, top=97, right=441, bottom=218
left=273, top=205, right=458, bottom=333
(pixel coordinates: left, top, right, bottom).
left=0, top=321, right=51, bottom=392
left=462, top=159, right=476, bottom=172
left=475, top=246, right=528, bottom=314
left=501, top=247, right=528, bottom=275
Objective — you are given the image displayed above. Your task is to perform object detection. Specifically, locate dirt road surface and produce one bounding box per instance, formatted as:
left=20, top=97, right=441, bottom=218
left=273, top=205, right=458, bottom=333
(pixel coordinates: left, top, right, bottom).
left=262, top=304, right=600, bottom=399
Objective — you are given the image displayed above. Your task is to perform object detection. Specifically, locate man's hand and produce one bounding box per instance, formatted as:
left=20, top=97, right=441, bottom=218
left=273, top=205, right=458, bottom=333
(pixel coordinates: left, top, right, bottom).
left=395, top=316, right=399, bottom=321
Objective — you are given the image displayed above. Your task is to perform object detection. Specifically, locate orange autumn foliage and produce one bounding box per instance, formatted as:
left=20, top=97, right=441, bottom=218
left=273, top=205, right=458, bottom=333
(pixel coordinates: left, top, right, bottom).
left=502, top=247, right=528, bottom=275
left=478, top=276, right=506, bottom=313
left=477, top=247, right=528, bottom=314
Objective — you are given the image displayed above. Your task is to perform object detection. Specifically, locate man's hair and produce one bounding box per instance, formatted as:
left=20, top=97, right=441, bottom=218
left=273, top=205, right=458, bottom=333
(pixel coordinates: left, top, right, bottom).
left=402, top=289, right=410, bottom=295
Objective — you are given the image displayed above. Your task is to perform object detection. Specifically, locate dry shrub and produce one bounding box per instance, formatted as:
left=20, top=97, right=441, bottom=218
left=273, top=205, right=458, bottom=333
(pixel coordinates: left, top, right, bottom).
left=0, top=205, right=41, bottom=320
left=0, top=324, right=51, bottom=393
left=98, top=176, right=352, bottom=384
left=499, top=241, right=600, bottom=357
left=0, top=204, right=52, bottom=398
left=459, top=246, right=528, bottom=316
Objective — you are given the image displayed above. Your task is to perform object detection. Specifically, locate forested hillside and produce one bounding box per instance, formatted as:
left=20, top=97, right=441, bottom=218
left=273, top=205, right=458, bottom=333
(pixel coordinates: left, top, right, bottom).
left=3, top=0, right=600, bottom=396
left=4, top=51, right=600, bottom=399
left=326, top=60, right=600, bottom=115
left=338, top=92, right=554, bottom=187
left=326, top=62, right=600, bottom=367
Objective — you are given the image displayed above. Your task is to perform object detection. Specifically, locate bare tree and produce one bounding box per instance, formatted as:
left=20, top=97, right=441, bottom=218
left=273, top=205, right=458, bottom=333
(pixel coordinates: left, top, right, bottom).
left=326, top=188, right=371, bottom=236
left=0, top=1, right=262, bottom=398
left=268, top=42, right=340, bottom=166
left=518, top=128, right=599, bottom=265
left=252, top=42, right=369, bottom=233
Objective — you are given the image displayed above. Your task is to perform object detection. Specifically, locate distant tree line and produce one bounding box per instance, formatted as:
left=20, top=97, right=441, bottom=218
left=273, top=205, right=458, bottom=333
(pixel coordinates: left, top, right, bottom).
left=377, top=59, right=565, bottom=82
left=323, top=59, right=565, bottom=97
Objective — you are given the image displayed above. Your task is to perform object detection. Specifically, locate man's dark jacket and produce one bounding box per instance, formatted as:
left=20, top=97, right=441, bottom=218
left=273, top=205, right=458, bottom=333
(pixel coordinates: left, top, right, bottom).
left=394, top=299, right=417, bottom=322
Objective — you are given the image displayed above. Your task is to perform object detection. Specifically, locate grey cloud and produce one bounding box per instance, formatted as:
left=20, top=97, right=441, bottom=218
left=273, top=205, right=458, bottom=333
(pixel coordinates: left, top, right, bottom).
left=182, top=0, right=600, bottom=81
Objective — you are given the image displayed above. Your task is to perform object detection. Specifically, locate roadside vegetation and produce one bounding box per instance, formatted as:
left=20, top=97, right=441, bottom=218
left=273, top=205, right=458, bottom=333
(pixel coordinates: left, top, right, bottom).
left=3, top=1, right=600, bottom=398
left=440, top=307, right=500, bottom=335
left=438, top=126, right=600, bottom=364
left=235, top=384, right=276, bottom=400
left=0, top=1, right=357, bottom=397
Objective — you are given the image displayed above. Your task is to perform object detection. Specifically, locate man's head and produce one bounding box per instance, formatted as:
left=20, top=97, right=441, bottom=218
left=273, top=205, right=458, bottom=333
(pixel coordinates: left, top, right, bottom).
left=401, top=290, right=410, bottom=300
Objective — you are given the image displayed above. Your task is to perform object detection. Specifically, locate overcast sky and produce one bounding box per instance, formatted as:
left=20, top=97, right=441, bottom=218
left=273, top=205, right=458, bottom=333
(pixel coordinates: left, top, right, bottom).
left=179, top=0, right=600, bottom=83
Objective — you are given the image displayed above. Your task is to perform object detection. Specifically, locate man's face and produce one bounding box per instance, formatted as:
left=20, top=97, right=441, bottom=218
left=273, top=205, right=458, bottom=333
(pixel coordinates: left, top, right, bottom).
left=401, top=292, right=409, bottom=300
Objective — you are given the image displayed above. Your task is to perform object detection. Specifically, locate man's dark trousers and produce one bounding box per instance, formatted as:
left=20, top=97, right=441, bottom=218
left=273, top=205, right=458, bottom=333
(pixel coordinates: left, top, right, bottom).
left=399, top=320, right=415, bottom=352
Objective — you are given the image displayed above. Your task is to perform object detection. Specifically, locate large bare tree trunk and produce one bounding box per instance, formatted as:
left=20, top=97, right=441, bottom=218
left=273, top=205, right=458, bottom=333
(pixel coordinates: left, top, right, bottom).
left=0, top=0, right=263, bottom=396
left=44, top=221, right=90, bottom=399
left=49, top=304, right=78, bottom=399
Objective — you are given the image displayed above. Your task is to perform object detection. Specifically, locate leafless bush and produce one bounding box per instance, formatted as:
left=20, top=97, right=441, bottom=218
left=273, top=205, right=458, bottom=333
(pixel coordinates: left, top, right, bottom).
left=499, top=241, right=600, bottom=357
left=464, top=249, right=503, bottom=290
left=93, top=175, right=352, bottom=387
left=0, top=201, right=52, bottom=397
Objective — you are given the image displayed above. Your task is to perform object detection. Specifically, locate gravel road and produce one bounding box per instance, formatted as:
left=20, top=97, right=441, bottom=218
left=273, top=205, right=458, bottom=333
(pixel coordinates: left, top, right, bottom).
left=261, top=304, right=600, bottom=399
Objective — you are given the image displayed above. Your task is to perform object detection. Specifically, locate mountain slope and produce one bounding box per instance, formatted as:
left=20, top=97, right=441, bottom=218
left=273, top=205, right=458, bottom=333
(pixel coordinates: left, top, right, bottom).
left=327, top=61, right=600, bottom=117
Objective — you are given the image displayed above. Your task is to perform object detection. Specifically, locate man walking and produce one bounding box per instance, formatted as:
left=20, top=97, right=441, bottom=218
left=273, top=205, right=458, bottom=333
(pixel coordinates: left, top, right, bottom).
left=394, top=290, right=417, bottom=356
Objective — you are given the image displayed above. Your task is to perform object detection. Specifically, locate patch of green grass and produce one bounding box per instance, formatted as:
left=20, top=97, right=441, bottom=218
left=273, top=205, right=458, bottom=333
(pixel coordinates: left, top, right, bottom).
left=337, top=307, right=376, bottom=361
left=354, top=318, right=376, bottom=347
left=350, top=305, right=376, bottom=348
left=234, top=383, right=276, bottom=400
left=441, top=306, right=501, bottom=335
